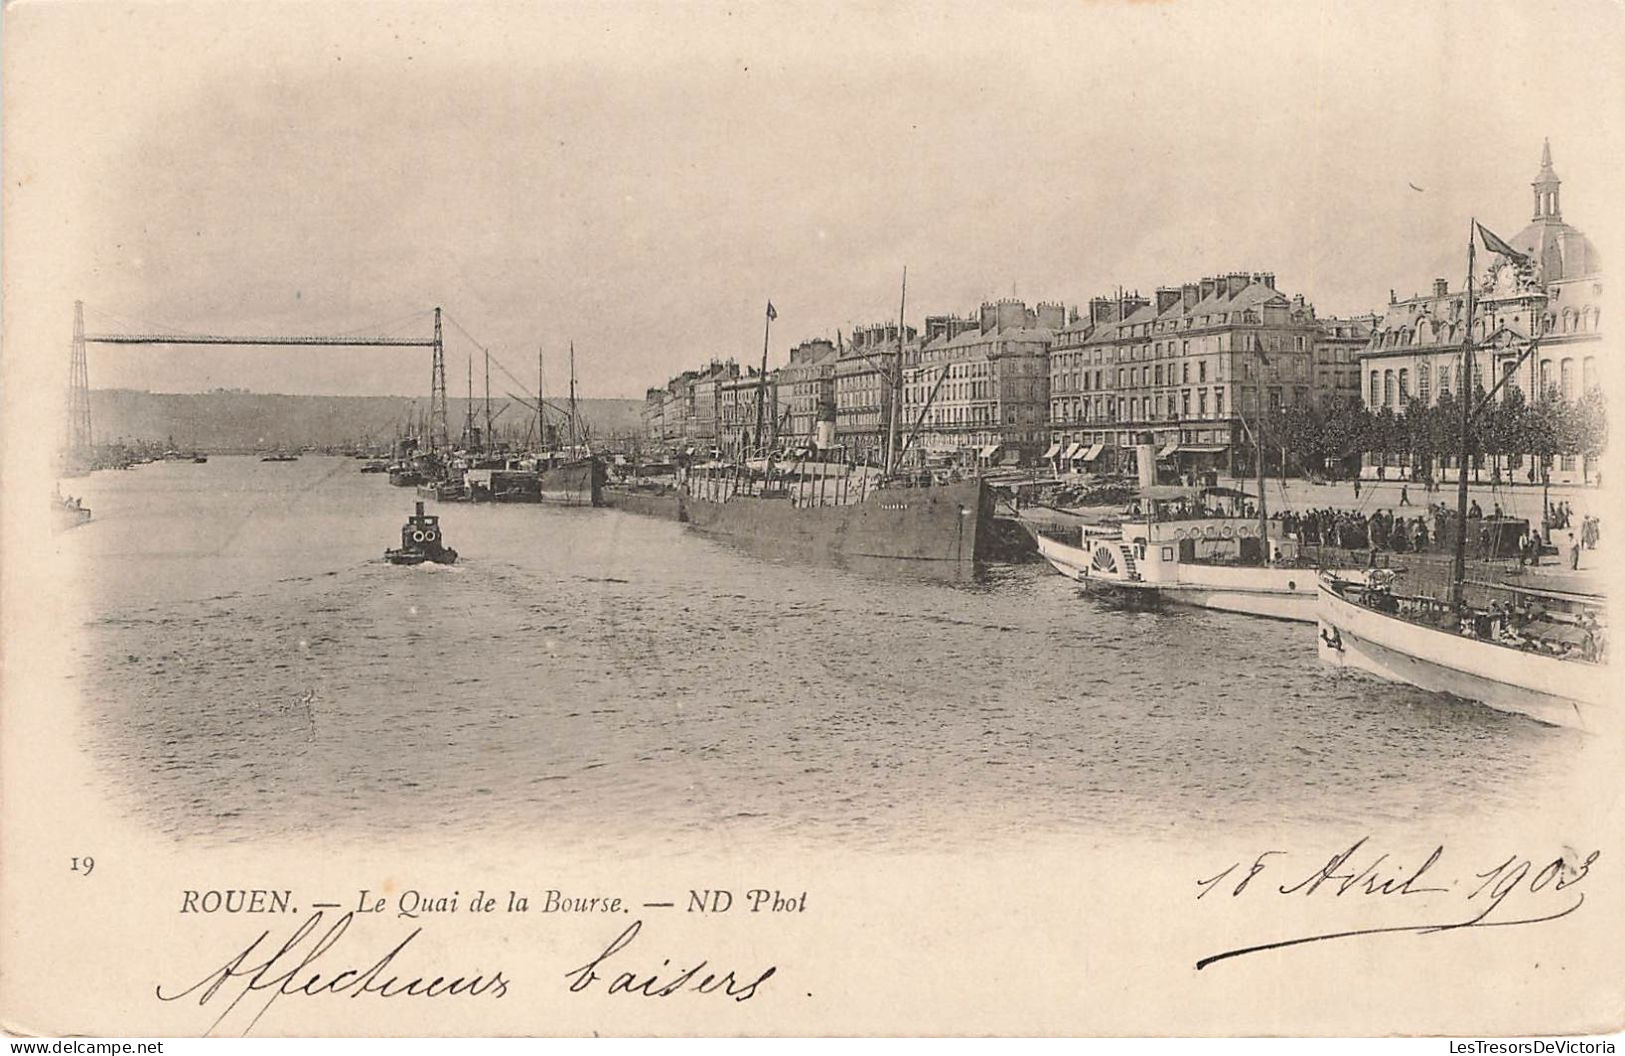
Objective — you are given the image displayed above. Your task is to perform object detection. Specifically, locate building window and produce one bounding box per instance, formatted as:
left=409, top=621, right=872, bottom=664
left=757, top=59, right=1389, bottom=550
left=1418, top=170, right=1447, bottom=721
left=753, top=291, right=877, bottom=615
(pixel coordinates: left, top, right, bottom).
left=1383, top=370, right=1395, bottom=408
left=1370, top=370, right=1380, bottom=406
left=1584, top=357, right=1598, bottom=392
left=1198, top=390, right=1207, bottom=416
left=1198, top=361, right=1207, bottom=383
left=1398, top=368, right=1409, bottom=405
left=1417, top=364, right=1430, bottom=404
left=1214, top=388, right=1224, bottom=416
left=1560, top=358, right=1575, bottom=400
left=1182, top=363, right=1190, bottom=384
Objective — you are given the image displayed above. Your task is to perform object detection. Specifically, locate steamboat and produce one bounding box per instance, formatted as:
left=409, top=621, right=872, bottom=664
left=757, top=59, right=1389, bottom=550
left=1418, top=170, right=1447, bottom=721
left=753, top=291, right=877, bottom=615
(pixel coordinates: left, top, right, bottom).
left=385, top=502, right=458, bottom=565
left=1027, top=443, right=1365, bottom=622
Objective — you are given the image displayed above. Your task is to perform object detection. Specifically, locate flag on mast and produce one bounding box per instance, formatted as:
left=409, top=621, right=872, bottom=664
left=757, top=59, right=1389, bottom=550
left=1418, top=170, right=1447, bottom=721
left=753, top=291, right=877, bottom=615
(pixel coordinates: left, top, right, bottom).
left=1477, top=221, right=1530, bottom=263
left=766, top=301, right=777, bottom=321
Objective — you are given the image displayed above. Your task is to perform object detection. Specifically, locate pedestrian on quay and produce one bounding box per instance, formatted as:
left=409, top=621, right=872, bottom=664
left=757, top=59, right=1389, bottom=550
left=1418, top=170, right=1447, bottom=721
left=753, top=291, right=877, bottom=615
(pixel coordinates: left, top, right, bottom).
left=1353, top=478, right=1362, bottom=500
left=1569, top=535, right=1581, bottom=571
left=1400, top=485, right=1411, bottom=506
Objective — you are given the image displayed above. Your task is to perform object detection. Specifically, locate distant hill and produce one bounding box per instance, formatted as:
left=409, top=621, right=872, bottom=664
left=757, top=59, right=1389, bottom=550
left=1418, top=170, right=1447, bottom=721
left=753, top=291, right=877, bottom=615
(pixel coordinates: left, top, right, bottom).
left=89, top=390, right=645, bottom=452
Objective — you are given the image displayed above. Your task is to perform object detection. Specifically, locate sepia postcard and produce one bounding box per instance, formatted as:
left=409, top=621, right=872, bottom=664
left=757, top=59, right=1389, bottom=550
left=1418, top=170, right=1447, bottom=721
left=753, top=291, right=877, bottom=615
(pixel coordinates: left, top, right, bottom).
left=3, top=0, right=1623, bottom=1039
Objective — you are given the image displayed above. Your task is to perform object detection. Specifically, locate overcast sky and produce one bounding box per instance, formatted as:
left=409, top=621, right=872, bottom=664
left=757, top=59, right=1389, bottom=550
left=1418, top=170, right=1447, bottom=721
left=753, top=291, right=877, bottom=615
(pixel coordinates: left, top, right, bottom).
left=5, top=0, right=1622, bottom=400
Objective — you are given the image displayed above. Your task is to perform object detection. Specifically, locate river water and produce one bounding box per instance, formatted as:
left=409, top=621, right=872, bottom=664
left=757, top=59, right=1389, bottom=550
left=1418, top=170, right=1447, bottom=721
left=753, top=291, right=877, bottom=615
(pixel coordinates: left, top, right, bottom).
left=59, top=455, right=1578, bottom=855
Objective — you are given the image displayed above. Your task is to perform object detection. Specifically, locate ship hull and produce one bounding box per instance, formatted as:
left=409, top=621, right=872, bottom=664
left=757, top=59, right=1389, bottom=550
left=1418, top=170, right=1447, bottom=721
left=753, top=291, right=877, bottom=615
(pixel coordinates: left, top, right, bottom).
left=538, top=459, right=604, bottom=507
left=1316, top=576, right=1605, bottom=730
left=683, top=479, right=992, bottom=563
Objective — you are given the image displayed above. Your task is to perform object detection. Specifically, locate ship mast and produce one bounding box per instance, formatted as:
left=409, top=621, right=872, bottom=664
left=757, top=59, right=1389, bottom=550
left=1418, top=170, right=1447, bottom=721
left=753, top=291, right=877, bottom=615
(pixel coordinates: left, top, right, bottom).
left=484, top=349, right=493, bottom=456
left=754, top=303, right=774, bottom=458
left=465, top=356, right=474, bottom=450
left=1254, top=344, right=1269, bottom=563
left=886, top=266, right=907, bottom=475
left=568, top=340, right=578, bottom=455
left=1451, top=222, right=1478, bottom=609
left=537, top=347, right=546, bottom=453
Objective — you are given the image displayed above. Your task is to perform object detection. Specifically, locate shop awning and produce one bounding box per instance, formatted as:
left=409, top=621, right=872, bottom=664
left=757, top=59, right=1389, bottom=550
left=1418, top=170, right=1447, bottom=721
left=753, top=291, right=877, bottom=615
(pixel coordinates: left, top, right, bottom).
left=1157, top=442, right=1180, bottom=458
left=979, top=445, right=1002, bottom=458
left=1043, top=443, right=1062, bottom=459
left=1081, top=443, right=1104, bottom=462
left=1063, top=443, right=1083, bottom=460
left=1181, top=444, right=1230, bottom=454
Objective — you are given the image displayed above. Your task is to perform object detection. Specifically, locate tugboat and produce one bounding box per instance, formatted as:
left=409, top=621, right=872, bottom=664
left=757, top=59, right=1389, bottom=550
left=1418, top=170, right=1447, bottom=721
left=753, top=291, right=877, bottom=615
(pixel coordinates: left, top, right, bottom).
left=385, top=502, right=458, bottom=565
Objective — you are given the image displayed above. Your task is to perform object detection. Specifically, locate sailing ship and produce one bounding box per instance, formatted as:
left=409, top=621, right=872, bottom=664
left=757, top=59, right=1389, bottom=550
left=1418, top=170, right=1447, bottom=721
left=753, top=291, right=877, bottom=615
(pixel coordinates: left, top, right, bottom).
left=1315, top=220, right=1608, bottom=730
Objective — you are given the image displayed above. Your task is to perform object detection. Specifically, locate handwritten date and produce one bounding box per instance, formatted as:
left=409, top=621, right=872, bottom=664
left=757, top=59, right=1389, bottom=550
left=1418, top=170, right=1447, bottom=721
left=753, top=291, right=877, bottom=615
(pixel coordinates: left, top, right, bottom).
left=1193, top=837, right=1599, bottom=970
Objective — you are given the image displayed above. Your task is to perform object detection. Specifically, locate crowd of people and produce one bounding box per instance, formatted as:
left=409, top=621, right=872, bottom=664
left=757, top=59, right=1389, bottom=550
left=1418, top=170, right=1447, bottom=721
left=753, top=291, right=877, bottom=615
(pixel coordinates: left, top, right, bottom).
left=1278, top=500, right=1600, bottom=567
left=1276, top=507, right=1435, bottom=554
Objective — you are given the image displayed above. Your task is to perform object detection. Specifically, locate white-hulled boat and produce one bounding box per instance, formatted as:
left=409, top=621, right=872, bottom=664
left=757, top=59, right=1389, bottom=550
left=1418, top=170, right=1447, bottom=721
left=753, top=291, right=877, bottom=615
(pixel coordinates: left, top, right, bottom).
left=1313, top=218, right=1609, bottom=731
left=1029, top=484, right=1365, bottom=623
left=1316, top=572, right=1607, bottom=730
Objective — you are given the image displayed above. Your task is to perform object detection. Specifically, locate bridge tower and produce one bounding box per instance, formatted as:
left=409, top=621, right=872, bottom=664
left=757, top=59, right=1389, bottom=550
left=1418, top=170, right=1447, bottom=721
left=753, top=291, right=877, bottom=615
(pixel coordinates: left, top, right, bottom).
left=66, top=300, right=93, bottom=463
left=429, top=306, right=450, bottom=453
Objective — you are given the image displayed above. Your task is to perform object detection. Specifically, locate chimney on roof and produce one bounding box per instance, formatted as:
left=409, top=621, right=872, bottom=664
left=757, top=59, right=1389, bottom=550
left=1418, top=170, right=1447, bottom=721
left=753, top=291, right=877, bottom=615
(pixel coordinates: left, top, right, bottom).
left=997, top=299, right=1029, bottom=330
left=1200, top=277, right=1217, bottom=300
left=1181, top=283, right=1200, bottom=311
left=1090, top=297, right=1118, bottom=325
left=1226, top=273, right=1248, bottom=297
left=1260, top=273, right=1275, bottom=290
left=1155, top=287, right=1182, bottom=313
left=980, top=302, right=999, bottom=333
left=1389, top=289, right=1397, bottom=304
left=1433, top=278, right=1449, bottom=298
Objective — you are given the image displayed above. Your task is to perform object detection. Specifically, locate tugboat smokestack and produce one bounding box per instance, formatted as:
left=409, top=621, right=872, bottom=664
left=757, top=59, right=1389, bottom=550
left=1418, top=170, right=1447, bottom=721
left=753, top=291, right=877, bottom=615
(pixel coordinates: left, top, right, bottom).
left=416, top=501, right=426, bottom=517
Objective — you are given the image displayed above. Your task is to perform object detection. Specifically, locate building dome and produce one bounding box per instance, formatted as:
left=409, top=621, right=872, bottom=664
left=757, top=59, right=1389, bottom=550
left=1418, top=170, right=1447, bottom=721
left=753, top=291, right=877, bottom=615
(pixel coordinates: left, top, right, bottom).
left=1510, top=139, right=1600, bottom=282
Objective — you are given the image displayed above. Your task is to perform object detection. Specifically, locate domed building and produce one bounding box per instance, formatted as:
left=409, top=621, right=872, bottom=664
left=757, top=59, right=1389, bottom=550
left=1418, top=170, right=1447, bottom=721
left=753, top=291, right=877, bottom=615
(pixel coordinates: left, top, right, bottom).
left=1359, top=140, right=1603, bottom=485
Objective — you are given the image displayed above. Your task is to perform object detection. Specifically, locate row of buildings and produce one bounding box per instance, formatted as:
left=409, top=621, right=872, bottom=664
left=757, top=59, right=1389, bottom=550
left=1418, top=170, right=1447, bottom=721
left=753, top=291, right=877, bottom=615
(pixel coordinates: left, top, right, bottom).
left=641, top=142, right=1603, bottom=482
